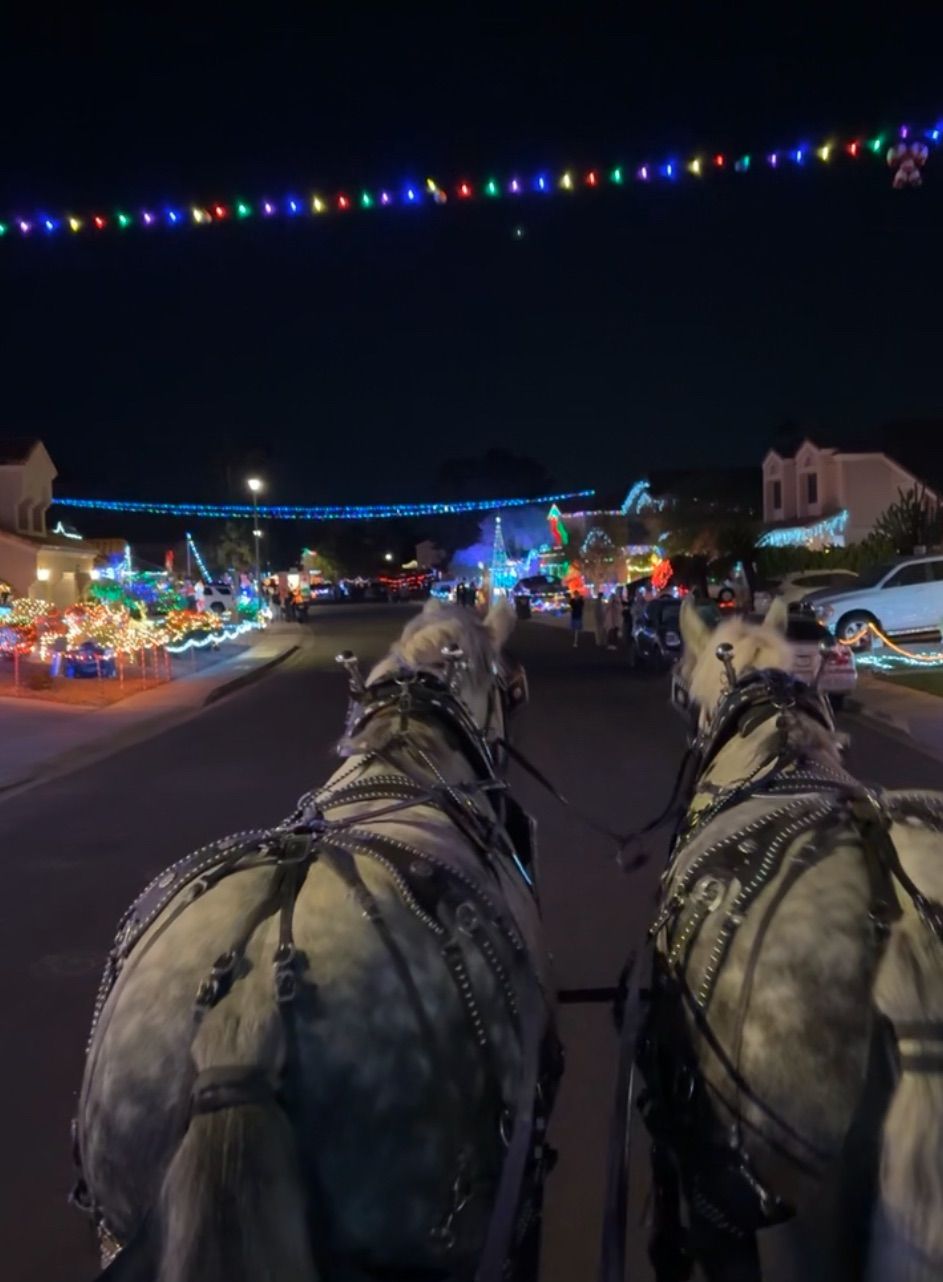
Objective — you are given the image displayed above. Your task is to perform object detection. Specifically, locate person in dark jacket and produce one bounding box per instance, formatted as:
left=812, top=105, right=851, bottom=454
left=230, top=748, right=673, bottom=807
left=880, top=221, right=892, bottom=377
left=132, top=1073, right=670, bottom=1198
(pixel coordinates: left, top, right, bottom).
left=568, top=592, right=585, bottom=648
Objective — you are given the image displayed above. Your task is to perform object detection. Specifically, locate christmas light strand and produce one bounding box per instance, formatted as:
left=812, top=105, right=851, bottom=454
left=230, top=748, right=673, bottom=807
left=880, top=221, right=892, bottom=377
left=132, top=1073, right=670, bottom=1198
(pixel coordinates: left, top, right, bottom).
left=52, top=488, right=595, bottom=521
left=5, top=120, right=939, bottom=245
left=186, top=531, right=212, bottom=580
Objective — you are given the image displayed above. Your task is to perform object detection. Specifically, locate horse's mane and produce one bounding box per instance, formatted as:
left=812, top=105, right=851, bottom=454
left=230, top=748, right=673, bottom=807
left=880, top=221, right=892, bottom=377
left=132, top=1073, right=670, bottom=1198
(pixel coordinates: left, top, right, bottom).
left=686, top=606, right=844, bottom=761
left=338, top=600, right=507, bottom=759
left=367, top=600, right=498, bottom=686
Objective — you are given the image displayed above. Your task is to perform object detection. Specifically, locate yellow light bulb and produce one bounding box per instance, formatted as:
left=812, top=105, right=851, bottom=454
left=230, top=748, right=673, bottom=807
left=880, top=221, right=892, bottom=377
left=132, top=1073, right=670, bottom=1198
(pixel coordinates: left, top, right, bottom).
left=817, top=144, right=832, bottom=162
left=687, top=157, right=702, bottom=176
left=69, top=217, right=82, bottom=232
left=312, top=197, right=325, bottom=213
left=561, top=171, right=573, bottom=190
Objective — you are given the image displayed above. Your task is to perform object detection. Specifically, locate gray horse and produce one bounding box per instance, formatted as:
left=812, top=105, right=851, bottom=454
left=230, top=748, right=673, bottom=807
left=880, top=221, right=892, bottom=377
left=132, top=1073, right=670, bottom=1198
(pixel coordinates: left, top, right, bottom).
left=74, top=601, right=559, bottom=1282
left=639, top=599, right=943, bottom=1282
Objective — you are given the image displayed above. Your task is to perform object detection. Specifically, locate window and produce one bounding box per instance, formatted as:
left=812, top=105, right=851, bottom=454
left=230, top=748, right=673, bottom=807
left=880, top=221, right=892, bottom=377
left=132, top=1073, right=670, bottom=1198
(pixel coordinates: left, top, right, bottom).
left=771, top=480, right=782, bottom=510
left=805, top=472, right=818, bottom=504
left=883, top=562, right=929, bottom=589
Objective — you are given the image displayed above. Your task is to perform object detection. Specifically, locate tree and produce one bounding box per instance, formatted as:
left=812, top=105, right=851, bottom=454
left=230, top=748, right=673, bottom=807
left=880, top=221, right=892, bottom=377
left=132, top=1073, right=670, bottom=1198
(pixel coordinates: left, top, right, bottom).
left=214, top=521, right=254, bottom=575
left=872, top=486, right=942, bottom=555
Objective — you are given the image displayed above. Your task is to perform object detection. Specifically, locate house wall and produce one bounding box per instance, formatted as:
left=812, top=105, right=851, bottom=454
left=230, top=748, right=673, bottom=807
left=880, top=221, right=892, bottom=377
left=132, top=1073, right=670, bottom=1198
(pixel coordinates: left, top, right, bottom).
left=0, top=447, right=56, bottom=536
left=0, top=537, right=39, bottom=597
left=837, top=454, right=923, bottom=544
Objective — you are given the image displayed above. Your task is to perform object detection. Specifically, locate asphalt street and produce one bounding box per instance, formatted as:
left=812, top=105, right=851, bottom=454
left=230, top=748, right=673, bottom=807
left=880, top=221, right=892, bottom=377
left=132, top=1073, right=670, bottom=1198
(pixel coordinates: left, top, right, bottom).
left=1, top=604, right=940, bottom=1282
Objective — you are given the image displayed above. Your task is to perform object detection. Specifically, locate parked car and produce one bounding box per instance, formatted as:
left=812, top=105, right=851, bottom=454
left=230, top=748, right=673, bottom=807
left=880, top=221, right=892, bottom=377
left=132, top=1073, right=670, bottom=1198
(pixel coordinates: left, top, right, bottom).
left=64, top=641, right=117, bottom=679
left=201, top=583, right=235, bottom=616
left=669, top=610, right=856, bottom=712
left=808, top=554, right=943, bottom=646
left=635, top=598, right=721, bottom=668
left=753, top=569, right=859, bottom=614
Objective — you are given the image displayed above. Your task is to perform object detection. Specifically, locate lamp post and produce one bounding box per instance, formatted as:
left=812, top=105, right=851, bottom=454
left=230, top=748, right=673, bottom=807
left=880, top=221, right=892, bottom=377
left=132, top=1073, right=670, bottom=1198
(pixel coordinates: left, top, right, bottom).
left=247, top=477, right=263, bottom=623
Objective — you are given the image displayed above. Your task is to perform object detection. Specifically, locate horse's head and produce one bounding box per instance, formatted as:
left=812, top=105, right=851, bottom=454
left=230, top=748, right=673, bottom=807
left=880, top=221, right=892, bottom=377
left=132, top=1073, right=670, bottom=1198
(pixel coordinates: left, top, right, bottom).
left=680, top=596, right=793, bottom=728
left=362, top=598, right=524, bottom=755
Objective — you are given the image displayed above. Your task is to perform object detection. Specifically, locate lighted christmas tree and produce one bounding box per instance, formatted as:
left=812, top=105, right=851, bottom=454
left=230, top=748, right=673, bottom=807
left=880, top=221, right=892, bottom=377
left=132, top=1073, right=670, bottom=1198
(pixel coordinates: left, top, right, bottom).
left=490, top=516, right=517, bottom=591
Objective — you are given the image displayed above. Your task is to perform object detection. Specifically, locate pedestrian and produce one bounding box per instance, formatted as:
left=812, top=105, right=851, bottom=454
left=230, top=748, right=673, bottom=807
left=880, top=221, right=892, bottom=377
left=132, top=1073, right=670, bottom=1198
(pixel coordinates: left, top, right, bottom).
left=592, top=590, right=607, bottom=647
left=605, top=593, right=621, bottom=649
left=283, top=590, right=295, bottom=623
left=271, top=587, right=282, bottom=620
left=568, top=591, right=585, bottom=648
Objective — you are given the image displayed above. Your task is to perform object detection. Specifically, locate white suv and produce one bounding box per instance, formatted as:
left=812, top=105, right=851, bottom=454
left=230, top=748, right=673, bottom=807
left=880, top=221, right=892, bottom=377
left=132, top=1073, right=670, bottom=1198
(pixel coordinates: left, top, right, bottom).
left=812, top=555, right=943, bottom=645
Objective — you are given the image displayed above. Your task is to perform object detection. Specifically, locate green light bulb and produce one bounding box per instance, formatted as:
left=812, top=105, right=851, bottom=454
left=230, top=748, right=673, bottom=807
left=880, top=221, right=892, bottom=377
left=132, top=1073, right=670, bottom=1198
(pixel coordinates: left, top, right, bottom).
left=361, top=191, right=373, bottom=208
left=117, top=212, right=131, bottom=228
left=485, top=179, right=499, bottom=197
left=0, top=223, right=7, bottom=236
left=610, top=166, right=624, bottom=184
left=869, top=136, right=884, bottom=154
left=236, top=201, right=252, bottom=218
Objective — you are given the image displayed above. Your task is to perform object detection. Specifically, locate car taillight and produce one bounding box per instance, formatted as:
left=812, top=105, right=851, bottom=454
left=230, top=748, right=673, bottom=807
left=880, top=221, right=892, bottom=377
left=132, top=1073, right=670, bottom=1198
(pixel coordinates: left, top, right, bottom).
left=829, top=646, right=853, bottom=666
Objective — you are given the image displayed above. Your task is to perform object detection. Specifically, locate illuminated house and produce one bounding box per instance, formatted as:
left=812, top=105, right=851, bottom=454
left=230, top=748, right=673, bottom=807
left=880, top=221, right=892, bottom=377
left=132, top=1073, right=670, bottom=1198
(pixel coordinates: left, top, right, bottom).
left=762, top=431, right=943, bottom=548
left=0, top=439, right=99, bottom=603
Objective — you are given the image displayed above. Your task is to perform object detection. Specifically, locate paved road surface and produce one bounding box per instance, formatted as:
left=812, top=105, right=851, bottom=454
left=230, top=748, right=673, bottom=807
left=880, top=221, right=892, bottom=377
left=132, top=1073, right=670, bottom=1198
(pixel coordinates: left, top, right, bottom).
left=1, top=605, right=940, bottom=1282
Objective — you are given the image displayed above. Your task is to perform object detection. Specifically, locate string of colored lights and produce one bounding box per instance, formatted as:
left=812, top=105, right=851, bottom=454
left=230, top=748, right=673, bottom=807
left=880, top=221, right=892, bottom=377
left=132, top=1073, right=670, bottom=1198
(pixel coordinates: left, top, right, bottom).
left=52, top=488, right=595, bottom=521
left=5, top=121, right=939, bottom=244
left=185, top=531, right=212, bottom=581
left=166, top=619, right=255, bottom=654
left=838, top=620, right=943, bottom=666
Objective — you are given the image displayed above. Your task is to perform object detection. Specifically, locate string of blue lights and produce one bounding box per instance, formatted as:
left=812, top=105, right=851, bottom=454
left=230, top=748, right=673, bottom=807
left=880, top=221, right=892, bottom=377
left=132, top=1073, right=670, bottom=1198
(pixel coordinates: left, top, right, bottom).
left=52, top=488, right=596, bottom=521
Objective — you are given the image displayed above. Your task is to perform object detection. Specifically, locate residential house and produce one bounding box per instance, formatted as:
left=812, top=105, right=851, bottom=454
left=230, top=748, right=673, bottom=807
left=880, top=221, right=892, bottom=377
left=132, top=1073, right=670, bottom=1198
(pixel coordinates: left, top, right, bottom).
left=0, top=439, right=99, bottom=603
left=762, top=430, right=943, bottom=547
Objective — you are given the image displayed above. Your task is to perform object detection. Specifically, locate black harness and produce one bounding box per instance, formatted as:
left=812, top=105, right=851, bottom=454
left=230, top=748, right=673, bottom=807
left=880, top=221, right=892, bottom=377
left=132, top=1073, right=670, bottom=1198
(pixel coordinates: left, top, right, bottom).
left=633, top=668, right=943, bottom=1270
left=73, top=660, right=560, bottom=1282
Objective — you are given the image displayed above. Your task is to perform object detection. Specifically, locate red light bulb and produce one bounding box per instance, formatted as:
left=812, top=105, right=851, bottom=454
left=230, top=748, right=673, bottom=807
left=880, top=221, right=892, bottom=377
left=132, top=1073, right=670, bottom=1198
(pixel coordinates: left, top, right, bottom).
left=459, top=183, right=471, bottom=197
left=714, top=154, right=725, bottom=167
left=214, top=205, right=226, bottom=218
left=338, top=195, right=349, bottom=210
left=587, top=171, right=597, bottom=186
left=94, top=215, right=106, bottom=229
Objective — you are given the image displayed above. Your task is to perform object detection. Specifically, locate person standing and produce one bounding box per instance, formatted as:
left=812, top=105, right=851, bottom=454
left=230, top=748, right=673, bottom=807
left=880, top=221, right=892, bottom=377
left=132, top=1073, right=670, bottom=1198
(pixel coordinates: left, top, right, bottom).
left=605, top=592, right=621, bottom=650
left=568, top=591, right=585, bottom=648
left=592, top=590, right=607, bottom=648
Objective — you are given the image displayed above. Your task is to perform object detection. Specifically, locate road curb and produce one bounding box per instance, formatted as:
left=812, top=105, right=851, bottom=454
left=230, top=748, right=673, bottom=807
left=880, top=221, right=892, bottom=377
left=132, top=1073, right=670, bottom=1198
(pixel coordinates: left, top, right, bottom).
left=845, top=695, right=912, bottom=735
left=203, top=643, right=300, bottom=706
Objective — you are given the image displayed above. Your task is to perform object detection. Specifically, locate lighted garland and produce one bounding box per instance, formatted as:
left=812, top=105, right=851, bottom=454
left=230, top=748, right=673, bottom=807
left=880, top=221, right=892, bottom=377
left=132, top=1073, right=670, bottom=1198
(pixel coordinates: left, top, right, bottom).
left=52, top=488, right=595, bottom=521
left=839, top=620, right=943, bottom=668
left=5, top=121, right=939, bottom=245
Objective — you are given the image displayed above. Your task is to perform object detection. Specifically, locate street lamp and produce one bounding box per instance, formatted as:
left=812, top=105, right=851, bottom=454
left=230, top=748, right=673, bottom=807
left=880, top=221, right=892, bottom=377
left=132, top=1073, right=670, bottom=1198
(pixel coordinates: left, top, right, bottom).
left=384, top=552, right=394, bottom=562
left=247, top=477, right=263, bottom=621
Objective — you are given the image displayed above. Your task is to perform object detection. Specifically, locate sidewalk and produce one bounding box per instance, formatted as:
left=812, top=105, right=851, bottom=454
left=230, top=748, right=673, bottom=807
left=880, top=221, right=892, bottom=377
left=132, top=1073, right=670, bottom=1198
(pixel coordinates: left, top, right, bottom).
left=847, top=670, right=943, bottom=762
left=0, top=624, right=300, bottom=793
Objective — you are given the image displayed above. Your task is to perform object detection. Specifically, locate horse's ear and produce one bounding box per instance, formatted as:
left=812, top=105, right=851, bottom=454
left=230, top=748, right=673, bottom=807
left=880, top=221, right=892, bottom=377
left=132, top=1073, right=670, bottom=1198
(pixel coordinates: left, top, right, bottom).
left=680, top=598, right=710, bottom=658
left=485, top=599, right=516, bottom=650
left=765, top=597, right=788, bottom=633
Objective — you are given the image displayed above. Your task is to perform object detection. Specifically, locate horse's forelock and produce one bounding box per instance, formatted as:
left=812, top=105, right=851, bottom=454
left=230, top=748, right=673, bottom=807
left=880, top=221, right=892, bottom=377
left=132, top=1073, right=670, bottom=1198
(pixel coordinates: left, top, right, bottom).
left=688, top=615, right=793, bottom=717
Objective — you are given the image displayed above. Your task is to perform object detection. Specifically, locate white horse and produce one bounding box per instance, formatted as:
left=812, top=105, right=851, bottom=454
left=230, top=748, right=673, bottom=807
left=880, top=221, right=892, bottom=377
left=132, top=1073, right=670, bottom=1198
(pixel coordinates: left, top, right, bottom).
left=74, top=601, right=559, bottom=1282
left=638, top=598, right=943, bottom=1282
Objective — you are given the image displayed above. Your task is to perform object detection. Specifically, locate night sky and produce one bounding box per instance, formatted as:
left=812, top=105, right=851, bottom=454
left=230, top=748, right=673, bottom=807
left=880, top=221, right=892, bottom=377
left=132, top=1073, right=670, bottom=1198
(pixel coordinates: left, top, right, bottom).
left=3, top=8, right=943, bottom=514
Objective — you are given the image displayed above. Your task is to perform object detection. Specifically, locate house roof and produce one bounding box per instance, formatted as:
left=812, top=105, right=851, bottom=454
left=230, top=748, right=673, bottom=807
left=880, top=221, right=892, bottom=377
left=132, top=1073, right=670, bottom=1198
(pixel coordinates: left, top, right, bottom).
left=0, top=527, right=99, bottom=556
left=647, top=466, right=760, bottom=514
left=771, top=422, right=943, bottom=495
left=0, top=438, right=42, bottom=466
